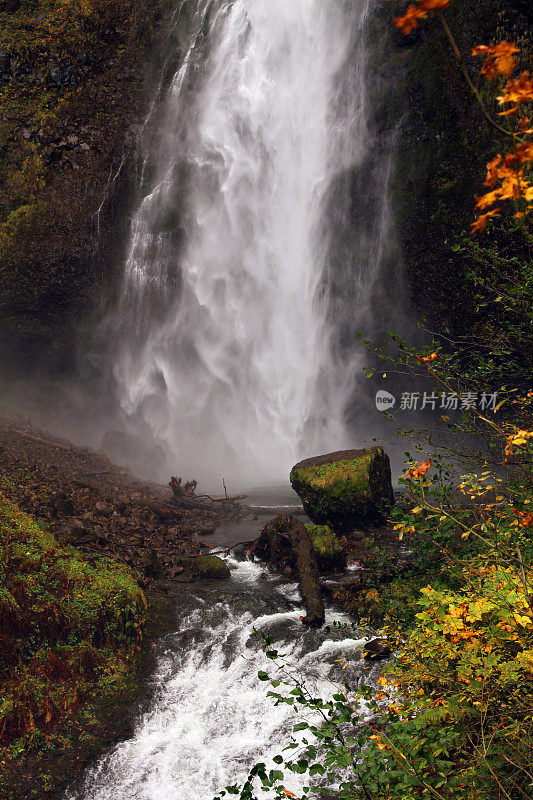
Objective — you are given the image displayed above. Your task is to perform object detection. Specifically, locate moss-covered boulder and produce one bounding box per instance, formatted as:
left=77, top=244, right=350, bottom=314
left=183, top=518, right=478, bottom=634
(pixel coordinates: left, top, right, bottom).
left=178, top=554, right=230, bottom=581
left=305, top=524, right=346, bottom=570
left=290, top=447, right=394, bottom=528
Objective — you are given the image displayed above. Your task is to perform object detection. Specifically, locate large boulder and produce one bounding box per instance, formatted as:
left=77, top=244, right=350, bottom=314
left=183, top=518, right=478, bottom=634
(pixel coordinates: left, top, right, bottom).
left=290, top=447, right=394, bottom=528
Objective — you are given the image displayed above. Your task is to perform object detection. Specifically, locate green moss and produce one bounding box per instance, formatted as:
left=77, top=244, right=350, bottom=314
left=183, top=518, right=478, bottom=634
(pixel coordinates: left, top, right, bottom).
left=305, top=524, right=346, bottom=570
left=290, top=448, right=394, bottom=527
left=181, top=554, right=231, bottom=580
left=293, top=456, right=373, bottom=501
left=0, top=490, right=146, bottom=796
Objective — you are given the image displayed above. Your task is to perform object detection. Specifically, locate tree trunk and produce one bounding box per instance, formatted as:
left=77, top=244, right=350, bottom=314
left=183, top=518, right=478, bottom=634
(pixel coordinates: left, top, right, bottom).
left=275, top=514, right=325, bottom=628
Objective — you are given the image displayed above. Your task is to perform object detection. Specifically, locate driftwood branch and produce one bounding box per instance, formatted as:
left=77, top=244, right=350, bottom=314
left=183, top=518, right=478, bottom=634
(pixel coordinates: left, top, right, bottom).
left=168, top=476, right=246, bottom=511
left=187, top=538, right=257, bottom=558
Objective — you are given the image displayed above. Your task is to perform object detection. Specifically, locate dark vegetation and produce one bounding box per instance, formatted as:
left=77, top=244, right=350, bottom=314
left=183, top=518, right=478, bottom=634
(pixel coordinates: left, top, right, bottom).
left=384, top=0, right=533, bottom=385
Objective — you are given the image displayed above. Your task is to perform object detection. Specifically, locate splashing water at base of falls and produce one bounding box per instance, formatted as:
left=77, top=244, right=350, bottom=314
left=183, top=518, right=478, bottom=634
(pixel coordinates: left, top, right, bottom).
left=109, top=0, right=394, bottom=488
left=63, top=557, right=377, bottom=800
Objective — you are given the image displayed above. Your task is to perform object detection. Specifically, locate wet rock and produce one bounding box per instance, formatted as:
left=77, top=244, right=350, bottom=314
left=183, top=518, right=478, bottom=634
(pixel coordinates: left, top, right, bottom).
left=290, top=447, right=394, bottom=528
left=47, top=64, right=77, bottom=87
left=53, top=494, right=76, bottom=516
left=177, top=554, right=230, bottom=581
left=256, top=518, right=345, bottom=573
left=363, top=638, right=391, bottom=661
left=59, top=522, right=97, bottom=543
left=142, top=549, right=160, bottom=578
left=148, top=501, right=178, bottom=522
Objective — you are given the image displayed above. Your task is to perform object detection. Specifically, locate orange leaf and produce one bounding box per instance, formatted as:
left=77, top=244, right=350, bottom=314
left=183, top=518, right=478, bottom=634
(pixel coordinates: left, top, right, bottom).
left=498, top=71, right=533, bottom=108
left=405, top=460, right=432, bottom=479
left=417, top=0, right=451, bottom=8
left=473, top=42, right=519, bottom=78
left=394, top=5, right=427, bottom=34
left=416, top=351, right=438, bottom=363
left=516, top=142, right=533, bottom=163
left=471, top=208, right=500, bottom=232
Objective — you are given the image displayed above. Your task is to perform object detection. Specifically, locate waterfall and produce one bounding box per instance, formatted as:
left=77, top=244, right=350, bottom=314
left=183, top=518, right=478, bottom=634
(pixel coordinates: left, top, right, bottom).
left=109, top=0, right=395, bottom=489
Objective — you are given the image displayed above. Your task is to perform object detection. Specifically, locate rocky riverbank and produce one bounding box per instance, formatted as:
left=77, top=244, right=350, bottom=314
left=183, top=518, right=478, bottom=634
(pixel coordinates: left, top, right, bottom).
left=0, top=412, right=245, bottom=800
left=0, top=414, right=239, bottom=587
left=0, top=414, right=416, bottom=800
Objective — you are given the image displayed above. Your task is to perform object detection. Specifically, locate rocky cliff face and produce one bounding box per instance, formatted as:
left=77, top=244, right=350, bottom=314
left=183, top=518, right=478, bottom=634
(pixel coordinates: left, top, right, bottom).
left=0, top=0, right=178, bottom=376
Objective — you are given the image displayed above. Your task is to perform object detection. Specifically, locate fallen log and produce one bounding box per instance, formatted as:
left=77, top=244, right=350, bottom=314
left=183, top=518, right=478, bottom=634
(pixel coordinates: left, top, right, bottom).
left=168, top=476, right=246, bottom=510
left=13, top=429, right=74, bottom=451
left=261, top=514, right=325, bottom=628
left=210, top=493, right=248, bottom=503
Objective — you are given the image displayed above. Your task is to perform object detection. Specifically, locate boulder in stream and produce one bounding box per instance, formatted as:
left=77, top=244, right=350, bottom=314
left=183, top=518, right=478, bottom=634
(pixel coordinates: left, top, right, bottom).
left=362, top=637, right=392, bottom=661
left=176, top=554, right=231, bottom=581
left=290, top=447, right=394, bottom=528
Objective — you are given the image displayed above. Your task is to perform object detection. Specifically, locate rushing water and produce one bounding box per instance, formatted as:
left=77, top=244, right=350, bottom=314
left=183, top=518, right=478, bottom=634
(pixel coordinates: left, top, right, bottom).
left=64, top=553, right=379, bottom=800
left=107, top=0, right=398, bottom=488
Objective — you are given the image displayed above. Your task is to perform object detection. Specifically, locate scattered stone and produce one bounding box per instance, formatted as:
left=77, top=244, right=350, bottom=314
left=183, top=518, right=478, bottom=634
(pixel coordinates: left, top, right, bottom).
left=363, top=638, right=392, bottom=661
left=177, top=554, right=231, bottom=581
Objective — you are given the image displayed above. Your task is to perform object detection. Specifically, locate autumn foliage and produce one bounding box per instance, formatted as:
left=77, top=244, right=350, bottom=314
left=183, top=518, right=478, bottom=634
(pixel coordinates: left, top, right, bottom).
left=390, top=0, right=533, bottom=232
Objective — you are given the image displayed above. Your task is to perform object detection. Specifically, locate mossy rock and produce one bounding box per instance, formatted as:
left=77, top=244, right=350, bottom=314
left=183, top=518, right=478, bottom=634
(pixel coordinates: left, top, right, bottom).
left=255, top=517, right=345, bottom=573
left=179, top=554, right=230, bottom=581
left=305, top=524, right=346, bottom=571
left=290, top=447, right=394, bottom=528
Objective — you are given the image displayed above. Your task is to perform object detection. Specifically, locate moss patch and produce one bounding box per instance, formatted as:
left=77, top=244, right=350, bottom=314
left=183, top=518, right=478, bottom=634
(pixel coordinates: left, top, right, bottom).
left=0, top=490, right=146, bottom=799
left=305, top=524, right=346, bottom=570
left=180, top=554, right=231, bottom=581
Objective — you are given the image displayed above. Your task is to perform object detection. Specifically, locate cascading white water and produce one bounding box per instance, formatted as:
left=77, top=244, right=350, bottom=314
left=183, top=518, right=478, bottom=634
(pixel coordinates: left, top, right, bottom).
left=111, top=0, right=380, bottom=488
left=64, top=557, right=375, bottom=800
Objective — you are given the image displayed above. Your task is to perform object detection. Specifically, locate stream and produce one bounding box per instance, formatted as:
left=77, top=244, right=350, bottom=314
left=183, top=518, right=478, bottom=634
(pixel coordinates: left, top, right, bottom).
left=64, top=491, right=380, bottom=800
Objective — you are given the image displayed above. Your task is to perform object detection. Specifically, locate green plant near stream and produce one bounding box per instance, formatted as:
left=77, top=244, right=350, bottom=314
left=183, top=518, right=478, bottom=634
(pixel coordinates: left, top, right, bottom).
left=0, top=489, right=146, bottom=797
